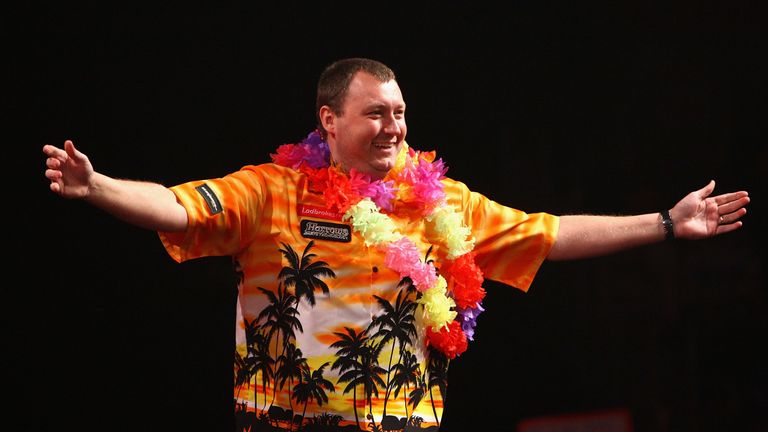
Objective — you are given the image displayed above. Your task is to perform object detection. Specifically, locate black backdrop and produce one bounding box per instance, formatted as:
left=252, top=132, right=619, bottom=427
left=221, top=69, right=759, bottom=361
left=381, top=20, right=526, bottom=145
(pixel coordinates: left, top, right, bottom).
left=10, top=2, right=767, bottom=431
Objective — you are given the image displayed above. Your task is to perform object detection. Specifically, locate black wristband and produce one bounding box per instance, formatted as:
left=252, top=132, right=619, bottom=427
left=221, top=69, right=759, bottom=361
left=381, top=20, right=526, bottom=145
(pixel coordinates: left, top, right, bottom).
left=661, top=210, right=675, bottom=241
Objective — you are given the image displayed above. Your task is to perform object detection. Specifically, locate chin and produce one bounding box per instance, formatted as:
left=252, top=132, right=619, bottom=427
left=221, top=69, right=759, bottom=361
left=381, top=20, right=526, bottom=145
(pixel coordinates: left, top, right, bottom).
left=373, top=159, right=396, bottom=173
left=367, top=164, right=392, bottom=180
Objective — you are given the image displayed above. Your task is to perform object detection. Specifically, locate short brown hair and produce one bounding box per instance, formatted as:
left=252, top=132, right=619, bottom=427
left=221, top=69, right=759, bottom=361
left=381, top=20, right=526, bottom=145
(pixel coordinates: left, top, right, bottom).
left=316, top=58, right=396, bottom=136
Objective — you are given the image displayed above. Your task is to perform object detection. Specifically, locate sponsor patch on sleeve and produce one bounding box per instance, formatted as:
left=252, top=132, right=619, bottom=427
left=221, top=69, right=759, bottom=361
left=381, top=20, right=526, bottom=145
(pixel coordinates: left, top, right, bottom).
left=195, top=183, right=223, bottom=215
left=300, top=220, right=351, bottom=243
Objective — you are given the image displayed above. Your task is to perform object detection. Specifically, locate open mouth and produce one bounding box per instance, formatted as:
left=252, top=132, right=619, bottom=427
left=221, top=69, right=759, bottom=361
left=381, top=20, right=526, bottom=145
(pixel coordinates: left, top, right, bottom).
left=373, top=142, right=396, bottom=150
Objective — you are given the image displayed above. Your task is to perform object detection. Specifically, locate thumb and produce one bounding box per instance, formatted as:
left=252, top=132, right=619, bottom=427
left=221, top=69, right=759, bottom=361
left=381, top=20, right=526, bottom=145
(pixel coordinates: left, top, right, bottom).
left=697, top=179, right=716, bottom=199
left=63, top=140, right=83, bottom=162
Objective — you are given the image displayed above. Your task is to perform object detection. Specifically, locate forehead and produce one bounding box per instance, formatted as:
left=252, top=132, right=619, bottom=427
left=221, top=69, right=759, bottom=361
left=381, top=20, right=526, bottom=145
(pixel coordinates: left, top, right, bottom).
left=344, top=72, right=405, bottom=110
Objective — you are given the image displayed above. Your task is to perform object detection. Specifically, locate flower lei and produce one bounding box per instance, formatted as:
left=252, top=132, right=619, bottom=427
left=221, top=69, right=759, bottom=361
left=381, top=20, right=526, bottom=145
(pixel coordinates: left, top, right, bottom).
left=271, top=130, right=486, bottom=359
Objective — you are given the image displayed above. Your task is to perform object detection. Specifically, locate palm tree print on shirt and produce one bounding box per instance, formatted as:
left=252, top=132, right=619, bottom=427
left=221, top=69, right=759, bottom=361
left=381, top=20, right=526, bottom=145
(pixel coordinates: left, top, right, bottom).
left=278, top=241, right=335, bottom=306
left=234, top=241, right=450, bottom=431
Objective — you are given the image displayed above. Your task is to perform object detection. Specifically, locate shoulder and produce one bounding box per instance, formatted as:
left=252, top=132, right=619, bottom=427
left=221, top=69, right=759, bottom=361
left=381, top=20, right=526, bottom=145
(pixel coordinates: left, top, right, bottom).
left=233, top=163, right=304, bottom=183
left=441, top=176, right=477, bottom=205
left=239, top=162, right=302, bottom=176
left=441, top=176, right=471, bottom=192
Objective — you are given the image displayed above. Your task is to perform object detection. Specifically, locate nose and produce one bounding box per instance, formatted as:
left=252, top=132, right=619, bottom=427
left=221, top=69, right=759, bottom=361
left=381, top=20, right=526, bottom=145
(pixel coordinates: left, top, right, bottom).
left=383, top=114, right=402, bottom=136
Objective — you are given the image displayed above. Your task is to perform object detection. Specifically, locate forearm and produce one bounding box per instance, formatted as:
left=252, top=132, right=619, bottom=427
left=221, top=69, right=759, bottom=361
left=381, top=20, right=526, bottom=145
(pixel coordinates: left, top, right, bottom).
left=547, top=213, right=666, bottom=261
left=85, top=172, right=188, bottom=232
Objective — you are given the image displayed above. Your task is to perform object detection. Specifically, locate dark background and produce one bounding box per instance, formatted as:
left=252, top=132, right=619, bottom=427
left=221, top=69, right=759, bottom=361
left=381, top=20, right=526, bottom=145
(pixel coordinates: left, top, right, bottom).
left=9, top=2, right=766, bottom=431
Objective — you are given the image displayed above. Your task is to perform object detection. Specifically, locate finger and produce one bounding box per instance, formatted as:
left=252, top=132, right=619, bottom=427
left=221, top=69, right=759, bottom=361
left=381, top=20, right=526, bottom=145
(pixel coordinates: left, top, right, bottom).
left=46, top=157, right=61, bottom=169
left=720, top=207, right=748, bottom=225
left=45, top=169, right=62, bottom=181
left=42, top=144, right=68, bottom=161
left=716, top=195, right=750, bottom=215
left=716, top=220, right=743, bottom=235
left=42, top=144, right=58, bottom=155
left=713, top=191, right=750, bottom=206
left=46, top=169, right=63, bottom=193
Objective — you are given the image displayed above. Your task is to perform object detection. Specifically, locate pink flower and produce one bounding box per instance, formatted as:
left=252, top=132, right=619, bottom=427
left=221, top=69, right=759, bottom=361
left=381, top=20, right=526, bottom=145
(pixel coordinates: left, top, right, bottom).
left=409, top=261, right=438, bottom=292
left=365, top=180, right=398, bottom=213
left=384, top=238, right=421, bottom=275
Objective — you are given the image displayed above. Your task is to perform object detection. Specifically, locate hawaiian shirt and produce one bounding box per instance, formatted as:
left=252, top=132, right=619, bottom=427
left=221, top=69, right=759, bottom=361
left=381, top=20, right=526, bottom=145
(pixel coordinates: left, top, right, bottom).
left=159, top=162, right=559, bottom=431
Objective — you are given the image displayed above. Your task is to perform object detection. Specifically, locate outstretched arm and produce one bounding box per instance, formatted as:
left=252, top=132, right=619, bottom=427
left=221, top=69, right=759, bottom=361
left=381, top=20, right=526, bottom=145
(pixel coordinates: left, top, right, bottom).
left=44, top=140, right=188, bottom=232
left=547, top=180, right=749, bottom=261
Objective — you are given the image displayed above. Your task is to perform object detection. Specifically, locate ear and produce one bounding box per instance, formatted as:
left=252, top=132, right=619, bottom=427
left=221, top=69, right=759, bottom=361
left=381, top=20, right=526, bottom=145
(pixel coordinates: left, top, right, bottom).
left=319, top=105, right=336, bottom=135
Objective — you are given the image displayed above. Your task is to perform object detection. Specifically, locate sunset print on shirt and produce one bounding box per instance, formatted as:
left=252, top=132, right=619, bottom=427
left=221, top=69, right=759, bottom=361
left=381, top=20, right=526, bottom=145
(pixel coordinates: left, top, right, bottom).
left=234, top=241, right=448, bottom=432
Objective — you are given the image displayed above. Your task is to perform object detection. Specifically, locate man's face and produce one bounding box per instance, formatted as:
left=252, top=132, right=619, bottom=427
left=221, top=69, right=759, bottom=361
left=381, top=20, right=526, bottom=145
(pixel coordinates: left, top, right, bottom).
left=322, top=72, right=407, bottom=180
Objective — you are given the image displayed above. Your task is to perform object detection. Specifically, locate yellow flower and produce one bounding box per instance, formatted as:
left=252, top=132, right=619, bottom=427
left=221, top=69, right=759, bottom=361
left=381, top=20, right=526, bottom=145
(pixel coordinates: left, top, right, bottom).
left=428, top=206, right=474, bottom=259
left=417, top=276, right=456, bottom=329
left=344, top=199, right=402, bottom=246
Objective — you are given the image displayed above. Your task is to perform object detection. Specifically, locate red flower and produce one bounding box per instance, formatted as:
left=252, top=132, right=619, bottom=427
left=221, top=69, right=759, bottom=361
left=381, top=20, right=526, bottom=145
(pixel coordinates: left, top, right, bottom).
left=426, top=320, right=468, bottom=359
left=271, top=144, right=308, bottom=169
left=442, top=252, right=485, bottom=309
left=299, top=165, right=327, bottom=193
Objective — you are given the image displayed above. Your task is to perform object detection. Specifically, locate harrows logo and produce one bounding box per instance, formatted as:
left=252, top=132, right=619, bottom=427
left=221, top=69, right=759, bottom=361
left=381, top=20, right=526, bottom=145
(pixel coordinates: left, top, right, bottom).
left=300, top=220, right=351, bottom=243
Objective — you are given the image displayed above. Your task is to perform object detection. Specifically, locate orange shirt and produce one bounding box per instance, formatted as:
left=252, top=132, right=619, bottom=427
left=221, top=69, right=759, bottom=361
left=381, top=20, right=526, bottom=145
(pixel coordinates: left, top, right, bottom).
left=159, top=162, right=558, bottom=430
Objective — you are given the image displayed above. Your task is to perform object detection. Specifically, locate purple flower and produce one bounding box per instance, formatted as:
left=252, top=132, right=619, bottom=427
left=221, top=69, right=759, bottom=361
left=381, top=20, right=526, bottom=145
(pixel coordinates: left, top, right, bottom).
left=456, top=302, right=485, bottom=341
left=299, top=130, right=331, bottom=168
left=300, top=142, right=330, bottom=169
left=300, top=130, right=325, bottom=146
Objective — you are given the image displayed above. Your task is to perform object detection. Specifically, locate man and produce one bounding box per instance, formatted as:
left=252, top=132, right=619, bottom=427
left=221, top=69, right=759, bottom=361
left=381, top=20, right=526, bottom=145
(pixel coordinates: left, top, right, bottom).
left=43, top=58, right=749, bottom=431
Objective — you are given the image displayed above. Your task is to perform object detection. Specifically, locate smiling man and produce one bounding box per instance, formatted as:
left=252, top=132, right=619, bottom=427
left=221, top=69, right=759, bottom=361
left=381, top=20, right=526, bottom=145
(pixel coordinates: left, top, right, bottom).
left=318, top=62, right=407, bottom=179
left=43, top=57, right=749, bottom=431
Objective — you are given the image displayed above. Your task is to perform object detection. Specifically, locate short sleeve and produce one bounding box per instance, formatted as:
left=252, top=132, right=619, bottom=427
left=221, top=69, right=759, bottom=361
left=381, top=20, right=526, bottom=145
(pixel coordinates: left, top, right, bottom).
left=443, top=179, right=559, bottom=291
left=158, top=165, right=267, bottom=263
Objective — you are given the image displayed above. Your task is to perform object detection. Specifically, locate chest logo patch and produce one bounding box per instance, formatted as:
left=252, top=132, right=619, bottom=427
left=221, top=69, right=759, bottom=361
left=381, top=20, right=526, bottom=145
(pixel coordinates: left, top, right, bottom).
left=300, top=219, right=351, bottom=243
